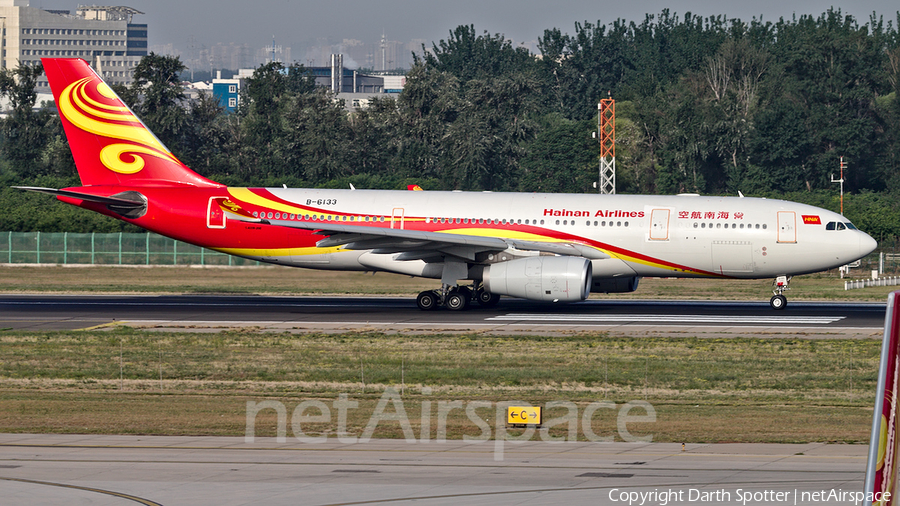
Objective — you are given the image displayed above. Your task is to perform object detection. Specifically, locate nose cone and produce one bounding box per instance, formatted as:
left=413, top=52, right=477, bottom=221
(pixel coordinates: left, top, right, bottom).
left=859, top=232, right=877, bottom=258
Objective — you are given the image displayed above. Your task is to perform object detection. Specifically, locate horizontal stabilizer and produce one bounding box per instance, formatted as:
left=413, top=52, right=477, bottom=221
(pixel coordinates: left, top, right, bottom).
left=14, top=186, right=147, bottom=219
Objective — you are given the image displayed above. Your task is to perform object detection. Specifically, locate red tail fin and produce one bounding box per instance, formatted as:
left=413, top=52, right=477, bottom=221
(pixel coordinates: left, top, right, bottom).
left=42, top=58, right=220, bottom=188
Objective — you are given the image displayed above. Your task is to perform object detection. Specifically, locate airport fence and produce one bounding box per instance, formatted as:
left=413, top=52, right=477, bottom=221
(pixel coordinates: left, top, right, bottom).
left=0, top=231, right=261, bottom=266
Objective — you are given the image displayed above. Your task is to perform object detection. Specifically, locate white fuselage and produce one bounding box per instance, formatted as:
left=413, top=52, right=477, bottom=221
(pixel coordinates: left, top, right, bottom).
left=235, top=188, right=876, bottom=281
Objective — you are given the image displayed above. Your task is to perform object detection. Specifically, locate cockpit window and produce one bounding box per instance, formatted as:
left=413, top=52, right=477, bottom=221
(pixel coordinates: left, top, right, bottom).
left=826, top=221, right=848, bottom=230
left=845, top=222, right=858, bottom=230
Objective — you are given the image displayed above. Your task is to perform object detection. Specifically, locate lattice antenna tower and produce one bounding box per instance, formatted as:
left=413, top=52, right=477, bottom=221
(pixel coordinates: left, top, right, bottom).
left=598, top=96, right=616, bottom=194
left=265, top=35, right=283, bottom=64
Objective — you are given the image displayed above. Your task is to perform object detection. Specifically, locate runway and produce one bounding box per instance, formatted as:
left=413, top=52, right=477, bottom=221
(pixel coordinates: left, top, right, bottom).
left=0, top=434, right=866, bottom=506
left=0, top=294, right=887, bottom=337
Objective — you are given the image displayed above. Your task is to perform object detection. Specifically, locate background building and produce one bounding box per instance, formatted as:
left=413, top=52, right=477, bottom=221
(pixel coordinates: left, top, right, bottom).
left=0, top=1, right=148, bottom=89
left=210, top=54, right=406, bottom=113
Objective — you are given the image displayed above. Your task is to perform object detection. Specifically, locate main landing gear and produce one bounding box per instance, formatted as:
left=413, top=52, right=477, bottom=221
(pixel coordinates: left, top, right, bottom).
left=769, top=275, right=791, bottom=310
left=416, top=283, right=500, bottom=311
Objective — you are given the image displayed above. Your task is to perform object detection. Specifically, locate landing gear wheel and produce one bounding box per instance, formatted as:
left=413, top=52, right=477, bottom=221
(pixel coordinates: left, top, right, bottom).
left=455, top=286, right=473, bottom=301
left=770, top=275, right=791, bottom=310
left=476, top=289, right=500, bottom=307
left=770, top=294, right=787, bottom=310
left=445, top=292, right=468, bottom=311
left=416, top=290, right=440, bottom=311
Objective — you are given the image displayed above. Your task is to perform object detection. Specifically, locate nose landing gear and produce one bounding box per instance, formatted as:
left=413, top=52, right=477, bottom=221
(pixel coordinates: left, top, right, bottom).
left=770, top=275, right=791, bottom=310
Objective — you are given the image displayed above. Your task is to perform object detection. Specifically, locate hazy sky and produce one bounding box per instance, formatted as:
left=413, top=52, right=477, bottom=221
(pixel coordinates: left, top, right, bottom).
left=31, top=0, right=900, bottom=52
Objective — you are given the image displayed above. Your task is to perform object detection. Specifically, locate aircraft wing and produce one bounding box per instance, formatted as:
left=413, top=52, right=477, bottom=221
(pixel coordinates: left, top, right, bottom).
left=266, top=219, right=610, bottom=261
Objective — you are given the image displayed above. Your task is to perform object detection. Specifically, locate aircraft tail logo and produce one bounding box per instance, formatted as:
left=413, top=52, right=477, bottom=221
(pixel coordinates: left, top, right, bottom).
left=42, top=58, right=220, bottom=188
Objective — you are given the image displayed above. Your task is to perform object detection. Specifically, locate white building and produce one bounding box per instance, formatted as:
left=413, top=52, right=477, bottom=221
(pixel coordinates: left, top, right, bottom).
left=0, top=1, right=148, bottom=88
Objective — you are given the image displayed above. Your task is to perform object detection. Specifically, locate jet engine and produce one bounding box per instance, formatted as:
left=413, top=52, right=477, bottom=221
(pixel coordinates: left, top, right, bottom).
left=483, top=256, right=592, bottom=302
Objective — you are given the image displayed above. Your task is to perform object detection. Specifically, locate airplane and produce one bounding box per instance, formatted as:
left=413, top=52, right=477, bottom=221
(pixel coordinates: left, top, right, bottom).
left=16, top=58, right=878, bottom=311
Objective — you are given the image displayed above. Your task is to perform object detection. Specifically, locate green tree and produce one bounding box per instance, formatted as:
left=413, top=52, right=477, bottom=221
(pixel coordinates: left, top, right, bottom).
left=0, top=63, right=55, bottom=178
left=764, top=10, right=888, bottom=191
left=233, top=61, right=316, bottom=180
left=182, top=91, right=227, bottom=176
left=419, top=25, right=535, bottom=81
left=393, top=64, right=461, bottom=180
left=444, top=73, right=539, bottom=190
left=127, top=53, right=189, bottom=154
left=284, top=90, right=352, bottom=181
left=700, top=37, right=770, bottom=192
left=518, top=114, right=595, bottom=193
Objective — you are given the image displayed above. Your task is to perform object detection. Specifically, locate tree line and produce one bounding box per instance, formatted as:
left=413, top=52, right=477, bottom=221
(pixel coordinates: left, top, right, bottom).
left=2, top=9, right=900, bottom=242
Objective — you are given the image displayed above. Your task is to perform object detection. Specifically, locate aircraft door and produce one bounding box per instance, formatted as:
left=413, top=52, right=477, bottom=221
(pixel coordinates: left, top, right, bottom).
left=777, top=211, right=797, bottom=243
left=207, top=197, right=227, bottom=229
left=391, top=208, right=405, bottom=229
left=649, top=209, right=670, bottom=240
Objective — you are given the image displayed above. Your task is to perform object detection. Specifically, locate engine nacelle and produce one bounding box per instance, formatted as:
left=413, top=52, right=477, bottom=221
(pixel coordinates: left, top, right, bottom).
left=484, top=256, right=592, bottom=302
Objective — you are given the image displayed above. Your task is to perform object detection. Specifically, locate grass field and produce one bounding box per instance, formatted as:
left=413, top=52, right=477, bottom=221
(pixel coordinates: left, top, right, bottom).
left=0, top=328, right=879, bottom=443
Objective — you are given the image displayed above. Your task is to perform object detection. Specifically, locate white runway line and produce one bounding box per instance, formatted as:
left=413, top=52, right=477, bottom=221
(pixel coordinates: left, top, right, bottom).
left=486, top=314, right=846, bottom=324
